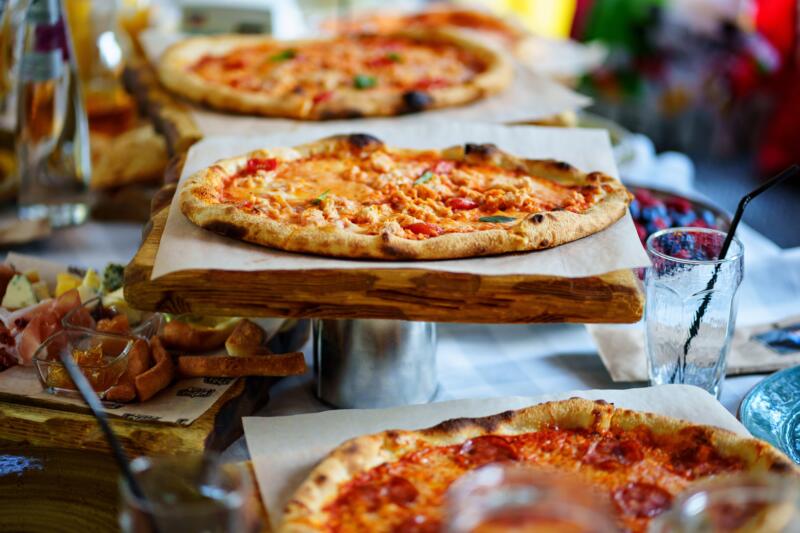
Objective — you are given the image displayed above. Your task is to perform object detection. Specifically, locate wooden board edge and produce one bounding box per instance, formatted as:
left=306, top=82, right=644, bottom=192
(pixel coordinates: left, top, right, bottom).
left=0, top=377, right=270, bottom=456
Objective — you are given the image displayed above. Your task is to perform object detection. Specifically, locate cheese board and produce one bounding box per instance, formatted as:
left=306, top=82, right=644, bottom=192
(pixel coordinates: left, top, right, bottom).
left=0, top=314, right=309, bottom=456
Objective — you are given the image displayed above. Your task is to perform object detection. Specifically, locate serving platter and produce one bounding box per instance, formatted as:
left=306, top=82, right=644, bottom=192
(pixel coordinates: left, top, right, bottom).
left=0, top=320, right=309, bottom=456
left=124, top=206, right=644, bottom=323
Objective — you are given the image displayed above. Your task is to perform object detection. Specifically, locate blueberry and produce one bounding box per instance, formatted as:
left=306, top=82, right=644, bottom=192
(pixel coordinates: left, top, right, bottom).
left=630, top=199, right=641, bottom=219
left=675, top=212, right=697, bottom=226
left=646, top=221, right=660, bottom=234
left=653, top=204, right=668, bottom=218
left=702, top=210, right=716, bottom=226
left=641, top=206, right=656, bottom=222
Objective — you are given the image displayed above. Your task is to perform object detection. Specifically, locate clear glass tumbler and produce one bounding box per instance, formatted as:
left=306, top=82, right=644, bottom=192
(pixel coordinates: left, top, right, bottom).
left=645, top=227, right=744, bottom=397
left=444, top=464, right=619, bottom=533
left=119, top=455, right=261, bottom=533
left=651, top=472, right=800, bottom=533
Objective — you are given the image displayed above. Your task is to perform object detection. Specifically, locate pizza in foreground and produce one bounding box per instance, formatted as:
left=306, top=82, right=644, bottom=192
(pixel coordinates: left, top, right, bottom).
left=279, top=398, right=794, bottom=533
left=158, top=29, right=512, bottom=120
left=179, top=134, right=631, bottom=260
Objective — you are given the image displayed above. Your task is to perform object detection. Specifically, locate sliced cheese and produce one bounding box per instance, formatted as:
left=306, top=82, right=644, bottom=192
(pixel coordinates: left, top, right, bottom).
left=31, top=280, right=50, bottom=302
left=81, top=268, right=102, bottom=292
left=2, top=274, right=37, bottom=310
left=55, top=273, right=82, bottom=297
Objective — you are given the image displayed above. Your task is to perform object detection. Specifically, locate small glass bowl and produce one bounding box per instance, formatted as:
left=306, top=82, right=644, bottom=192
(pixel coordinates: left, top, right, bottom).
left=33, top=329, right=134, bottom=398
left=62, top=297, right=162, bottom=340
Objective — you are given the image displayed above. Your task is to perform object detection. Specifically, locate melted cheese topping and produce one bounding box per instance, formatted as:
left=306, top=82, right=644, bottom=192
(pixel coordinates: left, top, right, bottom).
left=191, top=35, right=485, bottom=104
left=321, top=426, right=745, bottom=533
left=219, top=151, right=598, bottom=240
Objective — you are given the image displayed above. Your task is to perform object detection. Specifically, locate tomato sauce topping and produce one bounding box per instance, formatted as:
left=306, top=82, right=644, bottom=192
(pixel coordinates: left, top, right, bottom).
left=217, top=150, right=600, bottom=239
left=190, top=34, right=486, bottom=101
left=323, top=426, right=745, bottom=533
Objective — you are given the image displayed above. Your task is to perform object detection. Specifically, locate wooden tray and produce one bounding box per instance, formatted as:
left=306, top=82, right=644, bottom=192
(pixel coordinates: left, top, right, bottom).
left=124, top=208, right=644, bottom=323
left=0, top=320, right=309, bottom=456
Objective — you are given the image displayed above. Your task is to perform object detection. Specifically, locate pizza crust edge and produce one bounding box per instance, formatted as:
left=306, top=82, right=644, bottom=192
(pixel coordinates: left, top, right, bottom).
left=179, top=134, right=632, bottom=261
left=277, top=398, right=796, bottom=532
left=157, top=29, right=513, bottom=120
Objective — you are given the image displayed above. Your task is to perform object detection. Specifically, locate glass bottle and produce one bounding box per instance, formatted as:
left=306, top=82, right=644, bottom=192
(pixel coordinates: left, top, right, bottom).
left=15, top=0, right=90, bottom=227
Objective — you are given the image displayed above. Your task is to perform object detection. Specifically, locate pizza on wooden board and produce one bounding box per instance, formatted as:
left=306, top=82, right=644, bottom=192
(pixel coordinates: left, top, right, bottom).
left=158, top=29, right=512, bottom=120
left=279, top=398, right=795, bottom=533
left=179, top=134, right=631, bottom=260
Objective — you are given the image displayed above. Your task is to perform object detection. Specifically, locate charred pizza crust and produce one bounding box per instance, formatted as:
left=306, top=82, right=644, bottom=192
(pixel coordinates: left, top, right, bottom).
left=180, top=134, right=631, bottom=260
left=280, top=398, right=794, bottom=532
left=158, top=29, right=512, bottom=120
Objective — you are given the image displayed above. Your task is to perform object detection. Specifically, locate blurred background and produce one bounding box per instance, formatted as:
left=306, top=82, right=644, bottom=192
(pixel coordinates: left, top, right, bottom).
left=0, top=0, right=797, bottom=246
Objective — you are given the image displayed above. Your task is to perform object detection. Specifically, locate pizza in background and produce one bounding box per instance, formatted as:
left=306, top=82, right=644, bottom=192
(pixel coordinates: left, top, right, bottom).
left=158, top=30, right=512, bottom=120
left=321, top=6, right=527, bottom=47
left=179, top=134, right=631, bottom=260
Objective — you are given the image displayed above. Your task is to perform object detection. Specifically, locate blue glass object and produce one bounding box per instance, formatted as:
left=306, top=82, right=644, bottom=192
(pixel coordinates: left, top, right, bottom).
left=740, top=366, right=800, bottom=464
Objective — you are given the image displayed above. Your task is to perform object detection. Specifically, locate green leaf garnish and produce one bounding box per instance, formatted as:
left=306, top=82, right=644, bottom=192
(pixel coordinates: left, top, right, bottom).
left=353, top=74, right=377, bottom=89
left=479, top=215, right=516, bottom=223
left=311, top=190, right=330, bottom=204
left=414, top=171, right=434, bottom=186
left=387, top=52, right=401, bottom=62
left=270, top=49, right=296, bottom=61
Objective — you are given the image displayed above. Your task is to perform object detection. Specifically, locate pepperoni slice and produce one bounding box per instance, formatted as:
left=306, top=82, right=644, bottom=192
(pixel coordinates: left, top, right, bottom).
left=457, top=435, right=519, bottom=467
left=349, top=476, right=417, bottom=512
left=612, top=482, right=672, bottom=518
left=245, top=158, right=277, bottom=173
left=406, top=222, right=443, bottom=237
left=446, top=197, right=478, bottom=210
left=583, top=437, right=644, bottom=470
left=380, top=476, right=418, bottom=506
left=350, top=484, right=382, bottom=512
left=392, top=514, right=440, bottom=533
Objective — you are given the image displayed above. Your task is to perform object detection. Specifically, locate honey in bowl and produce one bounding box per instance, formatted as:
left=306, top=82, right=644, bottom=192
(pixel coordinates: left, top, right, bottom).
left=34, top=330, right=133, bottom=397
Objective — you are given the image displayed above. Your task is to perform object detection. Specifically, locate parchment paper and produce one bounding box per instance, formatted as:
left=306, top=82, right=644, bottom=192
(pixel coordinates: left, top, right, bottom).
left=151, top=123, right=650, bottom=279
left=242, top=384, right=747, bottom=530
left=589, top=315, right=800, bottom=382
left=139, top=30, right=591, bottom=137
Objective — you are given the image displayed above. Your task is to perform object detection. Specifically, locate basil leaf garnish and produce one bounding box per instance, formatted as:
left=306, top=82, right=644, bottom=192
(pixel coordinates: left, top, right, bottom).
left=311, top=190, right=330, bottom=204
left=413, top=171, right=434, bottom=185
left=479, top=215, right=516, bottom=223
left=353, top=74, right=377, bottom=89
left=270, top=49, right=296, bottom=61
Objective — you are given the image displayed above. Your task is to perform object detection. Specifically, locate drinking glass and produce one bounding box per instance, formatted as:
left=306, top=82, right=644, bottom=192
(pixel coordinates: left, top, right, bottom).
left=444, top=464, right=619, bottom=533
left=651, top=472, right=800, bottom=533
left=119, top=454, right=261, bottom=533
left=645, top=227, right=744, bottom=397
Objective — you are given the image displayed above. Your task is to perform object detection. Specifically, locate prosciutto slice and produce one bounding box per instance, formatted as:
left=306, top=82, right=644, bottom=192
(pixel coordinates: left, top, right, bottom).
left=1, top=289, right=84, bottom=366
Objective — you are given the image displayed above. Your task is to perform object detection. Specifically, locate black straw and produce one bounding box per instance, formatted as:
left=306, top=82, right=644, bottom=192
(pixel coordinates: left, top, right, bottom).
left=676, top=164, right=800, bottom=380
left=59, top=349, right=162, bottom=533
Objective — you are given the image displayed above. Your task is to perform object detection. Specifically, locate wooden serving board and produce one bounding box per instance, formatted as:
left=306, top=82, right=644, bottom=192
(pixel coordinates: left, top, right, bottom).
left=124, top=208, right=644, bottom=323
left=0, top=320, right=309, bottom=456
left=0, top=378, right=268, bottom=455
